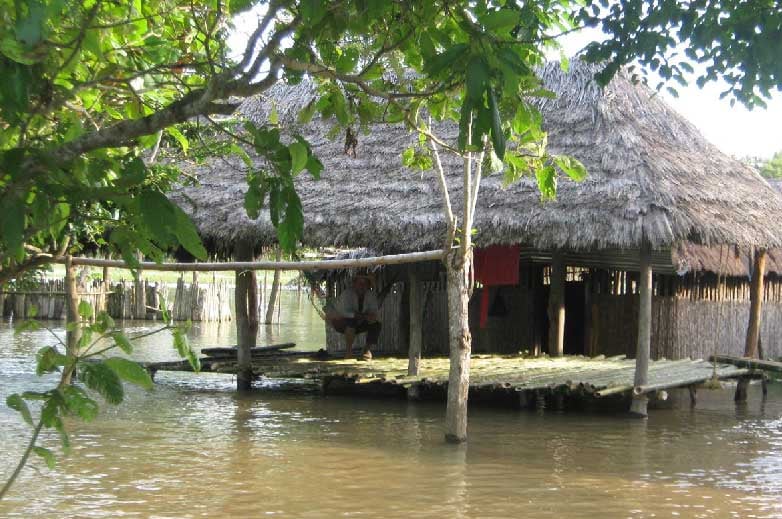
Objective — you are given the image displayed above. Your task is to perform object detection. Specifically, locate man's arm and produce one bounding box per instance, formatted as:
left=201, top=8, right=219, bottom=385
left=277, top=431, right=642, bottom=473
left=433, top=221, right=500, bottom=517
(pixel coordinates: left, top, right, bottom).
left=363, top=292, right=380, bottom=322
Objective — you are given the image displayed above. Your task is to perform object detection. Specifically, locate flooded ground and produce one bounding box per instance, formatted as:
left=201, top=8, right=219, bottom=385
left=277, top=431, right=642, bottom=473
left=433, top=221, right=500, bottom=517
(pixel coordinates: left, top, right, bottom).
left=1, top=292, right=781, bottom=518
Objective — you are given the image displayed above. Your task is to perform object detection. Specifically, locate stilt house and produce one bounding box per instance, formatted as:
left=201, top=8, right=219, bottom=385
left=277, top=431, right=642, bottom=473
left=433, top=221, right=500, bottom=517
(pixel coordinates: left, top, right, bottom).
left=173, top=60, right=782, bottom=362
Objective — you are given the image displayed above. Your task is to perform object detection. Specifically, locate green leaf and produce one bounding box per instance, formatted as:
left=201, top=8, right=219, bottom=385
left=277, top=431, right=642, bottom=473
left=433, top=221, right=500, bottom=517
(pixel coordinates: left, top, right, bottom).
left=536, top=165, right=557, bottom=200
left=78, top=300, right=93, bottom=319
left=553, top=156, right=587, bottom=181
left=104, top=357, right=154, bottom=390
left=6, top=394, right=33, bottom=426
left=488, top=89, right=505, bottom=159
left=36, top=346, right=67, bottom=376
left=466, top=56, right=490, bottom=104
left=15, top=0, right=46, bottom=48
left=111, top=331, right=133, bottom=354
left=269, top=103, right=279, bottom=125
left=166, top=127, right=189, bottom=153
left=402, top=147, right=415, bottom=167
left=62, top=385, right=99, bottom=422
left=480, top=9, right=521, bottom=31
left=14, top=320, right=41, bottom=334
left=94, top=312, right=115, bottom=333
left=289, top=141, right=308, bottom=174
left=297, top=99, right=317, bottom=124
left=425, top=43, right=469, bottom=76
left=172, top=205, right=208, bottom=260
left=0, top=195, right=25, bottom=261
left=79, top=362, right=124, bottom=405
left=306, top=156, right=323, bottom=180
left=173, top=328, right=200, bottom=372
left=33, top=446, right=56, bottom=469
left=277, top=186, right=303, bottom=253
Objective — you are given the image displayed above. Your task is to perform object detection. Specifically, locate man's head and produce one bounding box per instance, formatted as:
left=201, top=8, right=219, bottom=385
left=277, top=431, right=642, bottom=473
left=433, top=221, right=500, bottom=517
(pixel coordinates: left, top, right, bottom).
left=352, top=275, right=370, bottom=295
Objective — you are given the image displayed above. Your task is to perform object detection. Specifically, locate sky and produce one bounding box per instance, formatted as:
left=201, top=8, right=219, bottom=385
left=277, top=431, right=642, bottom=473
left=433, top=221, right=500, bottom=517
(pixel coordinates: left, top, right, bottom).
left=229, top=11, right=781, bottom=159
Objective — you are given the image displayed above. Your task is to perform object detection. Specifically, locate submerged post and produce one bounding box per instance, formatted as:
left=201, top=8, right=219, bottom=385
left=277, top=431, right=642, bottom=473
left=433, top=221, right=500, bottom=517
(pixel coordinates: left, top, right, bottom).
left=407, top=269, right=423, bottom=400
left=630, top=243, right=652, bottom=417
left=736, top=249, right=766, bottom=402
left=234, top=241, right=258, bottom=391
left=548, top=252, right=565, bottom=357
left=64, top=255, right=81, bottom=385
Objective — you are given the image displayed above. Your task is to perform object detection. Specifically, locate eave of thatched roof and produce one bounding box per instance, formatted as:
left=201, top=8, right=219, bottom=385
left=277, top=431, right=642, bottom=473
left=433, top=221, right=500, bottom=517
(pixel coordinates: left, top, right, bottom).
left=171, top=59, right=782, bottom=270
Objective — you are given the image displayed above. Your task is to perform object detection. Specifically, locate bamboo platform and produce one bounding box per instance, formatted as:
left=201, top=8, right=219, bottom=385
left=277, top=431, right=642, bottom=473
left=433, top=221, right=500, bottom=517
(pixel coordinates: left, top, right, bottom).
left=145, top=353, right=751, bottom=399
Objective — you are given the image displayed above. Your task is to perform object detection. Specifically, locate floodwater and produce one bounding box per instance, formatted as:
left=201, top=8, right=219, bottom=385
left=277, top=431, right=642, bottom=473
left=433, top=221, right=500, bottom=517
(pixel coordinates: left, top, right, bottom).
left=1, top=291, right=781, bottom=518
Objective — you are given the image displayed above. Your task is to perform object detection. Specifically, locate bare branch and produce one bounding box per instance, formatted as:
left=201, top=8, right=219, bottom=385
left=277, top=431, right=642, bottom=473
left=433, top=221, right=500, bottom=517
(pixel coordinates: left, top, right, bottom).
left=430, top=135, right=456, bottom=252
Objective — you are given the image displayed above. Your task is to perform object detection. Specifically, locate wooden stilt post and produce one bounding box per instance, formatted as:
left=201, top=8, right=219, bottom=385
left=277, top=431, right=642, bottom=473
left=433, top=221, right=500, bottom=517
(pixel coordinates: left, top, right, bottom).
left=548, top=252, right=565, bottom=357
left=64, top=255, right=81, bottom=385
left=101, top=264, right=110, bottom=314
left=630, top=243, right=652, bottom=417
left=407, top=269, right=423, bottom=400
left=234, top=241, right=258, bottom=391
left=736, top=249, right=766, bottom=402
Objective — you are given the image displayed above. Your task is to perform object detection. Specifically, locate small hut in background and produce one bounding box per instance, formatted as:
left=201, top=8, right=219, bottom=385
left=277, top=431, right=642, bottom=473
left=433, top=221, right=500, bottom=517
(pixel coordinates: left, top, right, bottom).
left=172, top=60, right=782, bottom=370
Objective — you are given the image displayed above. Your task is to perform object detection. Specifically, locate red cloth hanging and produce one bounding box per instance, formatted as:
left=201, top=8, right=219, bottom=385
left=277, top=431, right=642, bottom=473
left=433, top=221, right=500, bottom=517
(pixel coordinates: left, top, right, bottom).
left=473, top=245, right=520, bottom=328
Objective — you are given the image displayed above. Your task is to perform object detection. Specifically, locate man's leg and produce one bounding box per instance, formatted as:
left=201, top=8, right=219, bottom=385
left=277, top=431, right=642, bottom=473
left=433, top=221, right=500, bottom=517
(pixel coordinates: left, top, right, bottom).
left=361, top=321, right=381, bottom=360
left=344, top=326, right=356, bottom=359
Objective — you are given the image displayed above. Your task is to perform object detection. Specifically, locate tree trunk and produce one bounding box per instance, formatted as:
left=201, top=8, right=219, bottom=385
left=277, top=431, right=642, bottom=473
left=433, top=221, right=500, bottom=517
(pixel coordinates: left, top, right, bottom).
left=630, top=243, right=652, bottom=417
left=64, top=255, right=81, bottom=385
left=548, top=253, right=565, bottom=357
left=736, top=249, right=766, bottom=402
left=234, top=241, right=258, bottom=391
left=444, top=248, right=473, bottom=443
left=265, top=249, right=282, bottom=324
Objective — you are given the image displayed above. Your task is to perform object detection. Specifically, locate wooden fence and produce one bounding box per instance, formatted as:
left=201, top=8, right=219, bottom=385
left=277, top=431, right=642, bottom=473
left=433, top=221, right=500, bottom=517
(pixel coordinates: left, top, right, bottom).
left=1, top=276, right=233, bottom=322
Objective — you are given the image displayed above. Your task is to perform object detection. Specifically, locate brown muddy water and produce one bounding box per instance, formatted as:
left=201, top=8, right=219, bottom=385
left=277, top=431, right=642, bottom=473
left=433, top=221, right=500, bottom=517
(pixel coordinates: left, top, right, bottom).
left=1, top=292, right=781, bottom=518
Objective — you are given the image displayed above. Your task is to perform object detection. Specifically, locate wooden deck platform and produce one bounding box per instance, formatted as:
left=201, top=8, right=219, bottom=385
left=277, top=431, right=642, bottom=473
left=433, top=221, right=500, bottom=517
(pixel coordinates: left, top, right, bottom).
left=146, top=353, right=752, bottom=399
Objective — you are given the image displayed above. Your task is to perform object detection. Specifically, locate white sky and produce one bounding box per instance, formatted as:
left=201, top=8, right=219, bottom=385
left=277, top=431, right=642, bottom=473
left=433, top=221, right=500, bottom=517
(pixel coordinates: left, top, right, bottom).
left=229, top=12, right=781, bottom=159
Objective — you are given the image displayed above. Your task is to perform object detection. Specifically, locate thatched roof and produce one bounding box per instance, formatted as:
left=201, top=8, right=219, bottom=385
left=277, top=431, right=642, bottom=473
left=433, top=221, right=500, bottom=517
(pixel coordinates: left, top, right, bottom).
left=172, top=59, right=782, bottom=269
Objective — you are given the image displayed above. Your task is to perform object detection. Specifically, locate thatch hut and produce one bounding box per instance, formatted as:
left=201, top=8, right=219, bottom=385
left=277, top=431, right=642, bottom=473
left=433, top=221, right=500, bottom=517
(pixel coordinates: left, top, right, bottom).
left=172, top=60, right=782, bottom=375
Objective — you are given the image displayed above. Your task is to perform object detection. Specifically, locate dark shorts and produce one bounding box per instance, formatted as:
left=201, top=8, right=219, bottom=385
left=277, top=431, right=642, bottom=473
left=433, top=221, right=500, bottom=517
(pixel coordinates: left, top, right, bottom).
left=332, top=318, right=381, bottom=345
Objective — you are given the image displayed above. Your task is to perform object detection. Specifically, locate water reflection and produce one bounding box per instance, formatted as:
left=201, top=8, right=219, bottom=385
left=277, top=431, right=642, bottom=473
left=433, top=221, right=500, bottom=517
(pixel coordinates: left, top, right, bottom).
left=1, top=292, right=781, bottom=517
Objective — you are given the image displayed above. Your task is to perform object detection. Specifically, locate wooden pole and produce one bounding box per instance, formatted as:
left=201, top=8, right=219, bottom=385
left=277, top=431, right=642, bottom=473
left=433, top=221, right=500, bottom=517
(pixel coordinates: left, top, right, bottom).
left=234, top=241, right=258, bottom=391
left=60, top=250, right=445, bottom=271
left=64, top=255, right=81, bottom=385
left=134, top=252, right=145, bottom=319
left=101, top=264, right=110, bottom=314
left=736, top=249, right=767, bottom=402
left=407, top=269, right=423, bottom=378
left=548, top=253, right=565, bottom=357
left=630, top=243, right=652, bottom=417
left=265, top=249, right=282, bottom=324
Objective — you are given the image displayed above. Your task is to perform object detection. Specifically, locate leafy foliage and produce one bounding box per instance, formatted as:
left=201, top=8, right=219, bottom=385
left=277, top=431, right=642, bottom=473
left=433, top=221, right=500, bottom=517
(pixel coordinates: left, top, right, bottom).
left=3, top=302, right=196, bottom=495
left=579, top=0, right=782, bottom=108
left=759, top=152, right=782, bottom=180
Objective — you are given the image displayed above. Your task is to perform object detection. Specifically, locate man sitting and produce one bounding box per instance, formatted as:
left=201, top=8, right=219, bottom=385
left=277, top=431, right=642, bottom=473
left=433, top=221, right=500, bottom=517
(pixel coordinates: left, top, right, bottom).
left=326, top=275, right=381, bottom=360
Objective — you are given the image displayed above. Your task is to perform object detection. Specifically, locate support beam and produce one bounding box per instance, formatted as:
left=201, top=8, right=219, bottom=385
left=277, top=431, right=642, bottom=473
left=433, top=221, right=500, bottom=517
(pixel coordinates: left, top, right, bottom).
left=630, top=243, right=652, bottom=417
left=736, top=249, right=767, bottom=402
left=234, top=241, right=258, bottom=392
left=407, top=269, right=423, bottom=400
left=64, top=255, right=81, bottom=385
left=60, top=250, right=445, bottom=271
left=548, top=253, right=565, bottom=357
